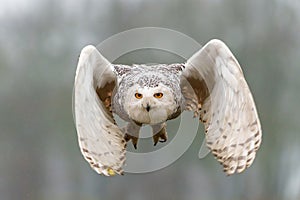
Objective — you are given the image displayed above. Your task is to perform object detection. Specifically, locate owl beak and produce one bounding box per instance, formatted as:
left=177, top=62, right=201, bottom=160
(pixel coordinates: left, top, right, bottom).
left=146, top=104, right=151, bottom=112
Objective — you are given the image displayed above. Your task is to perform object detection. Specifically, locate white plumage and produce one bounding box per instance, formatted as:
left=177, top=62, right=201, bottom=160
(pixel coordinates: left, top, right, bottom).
left=73, top=39, right=262, bottom=176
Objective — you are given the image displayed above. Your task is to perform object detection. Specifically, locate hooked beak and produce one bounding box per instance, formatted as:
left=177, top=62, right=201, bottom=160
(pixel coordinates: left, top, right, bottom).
left=145, top=104, right=151, bottom=112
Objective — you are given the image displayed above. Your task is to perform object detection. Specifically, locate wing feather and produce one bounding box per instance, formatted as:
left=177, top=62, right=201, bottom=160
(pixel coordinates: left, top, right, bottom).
left=181, top=39, right=262, bottom=175
left=74, top=45, right=126, bottom=176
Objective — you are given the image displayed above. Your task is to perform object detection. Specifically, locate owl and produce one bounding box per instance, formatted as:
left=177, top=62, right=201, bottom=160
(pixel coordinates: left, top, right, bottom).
left=73, top=39, right=262, bottom=176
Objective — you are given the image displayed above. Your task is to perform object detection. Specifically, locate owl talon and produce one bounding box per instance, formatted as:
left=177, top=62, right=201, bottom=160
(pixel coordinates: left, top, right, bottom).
left=159, top=138, right=167, bottom=143
left=122, top=122, right=141, bottom=149
left=152, top=124, right=168, bottom=146
left=124, top=133, right=139, bottom=149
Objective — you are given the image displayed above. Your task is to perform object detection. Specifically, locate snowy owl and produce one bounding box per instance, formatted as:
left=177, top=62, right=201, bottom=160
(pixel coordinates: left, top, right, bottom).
left=73, top=39, right=262, bottom=176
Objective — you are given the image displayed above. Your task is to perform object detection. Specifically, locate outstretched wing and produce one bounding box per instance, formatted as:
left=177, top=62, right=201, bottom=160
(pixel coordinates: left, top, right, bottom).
left=73, top=45, right=126, bottom=176
left=181, top=39, right=262, bottom=175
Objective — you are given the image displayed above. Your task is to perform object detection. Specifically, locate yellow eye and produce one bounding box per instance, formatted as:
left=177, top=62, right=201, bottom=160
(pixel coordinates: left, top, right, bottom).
left=153, top=93, right=163, bottom=98
left=135, top=93, right=143, bottom=99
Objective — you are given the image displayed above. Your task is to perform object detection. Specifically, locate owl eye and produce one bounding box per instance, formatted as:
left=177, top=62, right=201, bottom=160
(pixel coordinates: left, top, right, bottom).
left=153, top=93, right=163, bottom=98
left=135, top=93, right=143, bottom=99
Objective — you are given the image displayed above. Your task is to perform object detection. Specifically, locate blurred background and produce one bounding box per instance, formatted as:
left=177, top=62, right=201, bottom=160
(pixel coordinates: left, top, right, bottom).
left=1, top=0, right=300, bottom=199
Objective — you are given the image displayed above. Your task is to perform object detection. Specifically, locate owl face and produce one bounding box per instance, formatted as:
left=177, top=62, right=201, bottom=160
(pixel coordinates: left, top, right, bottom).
left=124, top=83, right=177, bottom=124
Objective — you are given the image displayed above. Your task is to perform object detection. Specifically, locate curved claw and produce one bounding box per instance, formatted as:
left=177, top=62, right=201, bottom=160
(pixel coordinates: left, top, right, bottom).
left=124, top=133, right=138, bottom=149
left=159, top=138, right=167, bottom=143
left=153, top=126, right=168, bottom=146
left=122, top=122, right=141, bottom=149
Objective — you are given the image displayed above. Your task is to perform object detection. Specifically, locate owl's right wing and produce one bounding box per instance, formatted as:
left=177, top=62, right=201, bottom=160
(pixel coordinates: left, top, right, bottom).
left=181, top=39, right=262, bottom=175
left=73, top=45, right=126, bottom=176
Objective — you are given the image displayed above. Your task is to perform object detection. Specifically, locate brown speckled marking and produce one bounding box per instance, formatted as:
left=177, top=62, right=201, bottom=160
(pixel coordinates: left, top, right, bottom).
left=245, top=136, right=255, bottom=143
left=86, top=156, right=92, bottom=160
left=238, top=156, right=246, bottom=160
left=120, top=156, right=125, bottom=161
left=116, top=167, right=122, bottom=172
left=93, top=164, right=100, bottom=168
left=102, top=165, right=108, bottom=169
left=237, top=165, right=244, bottom=170
left=222, top=147, right=228, bottom=152
left=82, top=148, right=89, bottom=153
left=247, top=149, right=255, bottom=156
left=212, top=149, right=218, bottom=154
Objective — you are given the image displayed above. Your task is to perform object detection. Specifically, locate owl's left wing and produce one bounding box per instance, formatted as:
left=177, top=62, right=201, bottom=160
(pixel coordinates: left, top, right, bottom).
left=181, top=39, right=262, bottom=175
left=74, top=45, right=126, bottom=176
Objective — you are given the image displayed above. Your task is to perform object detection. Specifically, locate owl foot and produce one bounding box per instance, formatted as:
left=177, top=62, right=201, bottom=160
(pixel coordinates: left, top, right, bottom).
left=122, top=122, right=141, bottom=149
left=152, top=123, right=168, bottom=146
left=124, top=133, right=138, bottom=149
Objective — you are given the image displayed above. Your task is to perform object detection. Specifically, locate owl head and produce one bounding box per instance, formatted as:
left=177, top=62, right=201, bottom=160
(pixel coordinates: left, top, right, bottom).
left=114, top=65, right=183, bottom=125
left=124, top=83, right=178, bottom=124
